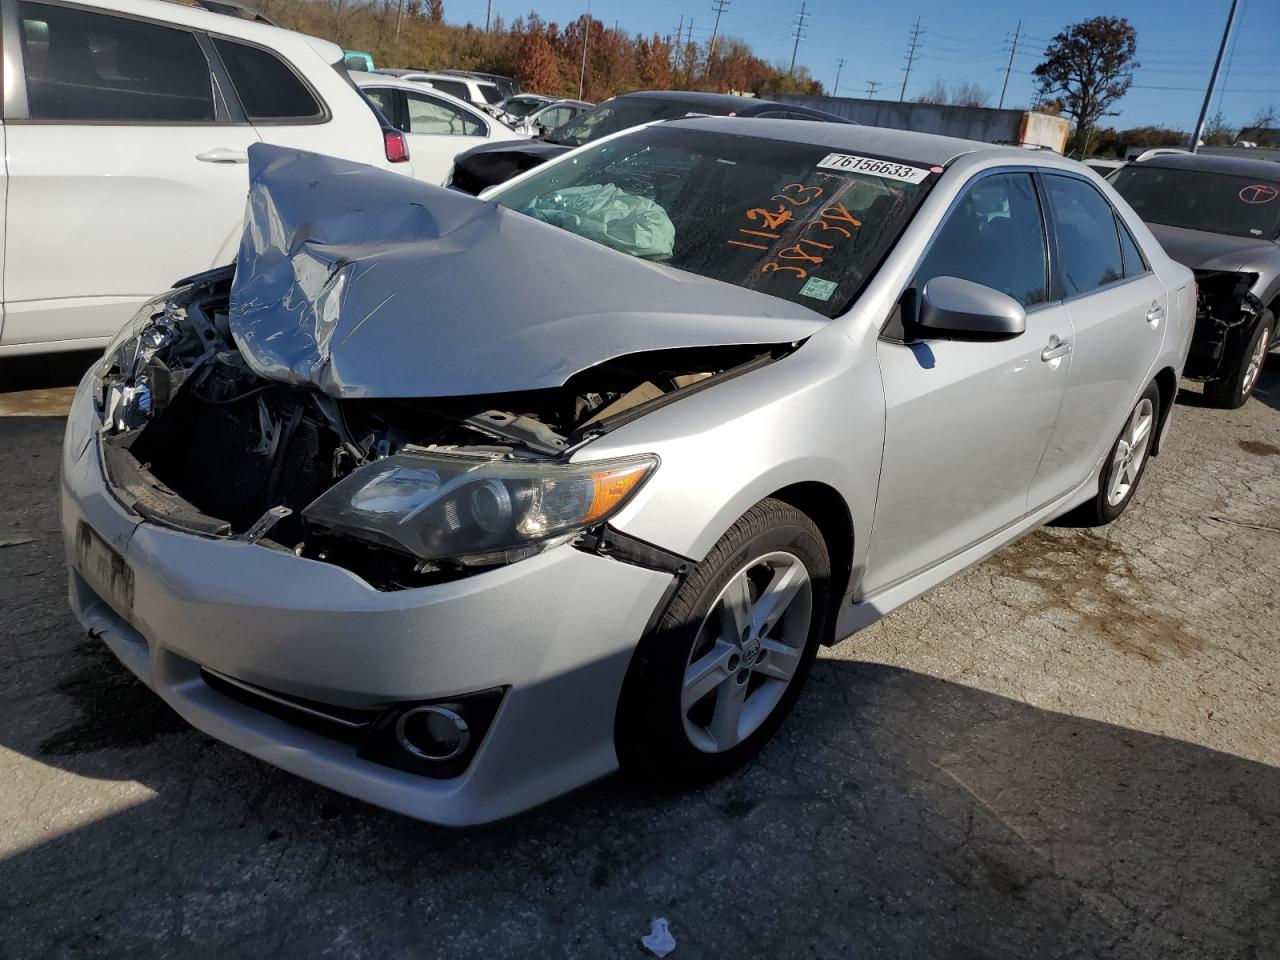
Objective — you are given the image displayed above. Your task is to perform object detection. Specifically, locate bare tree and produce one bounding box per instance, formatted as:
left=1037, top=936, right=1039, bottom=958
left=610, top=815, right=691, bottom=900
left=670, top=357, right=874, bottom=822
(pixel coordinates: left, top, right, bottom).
left=951, top=81, right=989, bottom=108
left=914, top=78, right=948, bottom=105
left=1033, top=16, right=1138, bottom=154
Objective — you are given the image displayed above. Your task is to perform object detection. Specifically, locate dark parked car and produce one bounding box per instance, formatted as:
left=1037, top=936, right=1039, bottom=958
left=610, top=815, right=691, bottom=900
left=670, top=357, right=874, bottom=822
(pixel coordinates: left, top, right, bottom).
left=1112, top=153, right=1279, bottom=407
left=446, top=90, right=854, bottom=195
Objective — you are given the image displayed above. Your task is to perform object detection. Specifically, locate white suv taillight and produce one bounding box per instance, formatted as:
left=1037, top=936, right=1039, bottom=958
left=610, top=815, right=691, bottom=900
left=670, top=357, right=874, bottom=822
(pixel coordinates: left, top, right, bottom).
left=384, top=131, right=410, bottom=163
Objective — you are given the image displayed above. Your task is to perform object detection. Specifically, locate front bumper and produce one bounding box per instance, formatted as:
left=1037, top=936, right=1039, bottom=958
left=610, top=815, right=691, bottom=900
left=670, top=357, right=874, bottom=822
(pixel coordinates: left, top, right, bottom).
left=60, top=377, right=674, bottom=826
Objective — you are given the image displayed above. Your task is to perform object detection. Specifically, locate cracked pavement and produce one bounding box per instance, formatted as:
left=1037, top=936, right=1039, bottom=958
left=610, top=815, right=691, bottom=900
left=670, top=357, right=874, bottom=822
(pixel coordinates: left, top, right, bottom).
left=1, top=351, right=1277, bottom=959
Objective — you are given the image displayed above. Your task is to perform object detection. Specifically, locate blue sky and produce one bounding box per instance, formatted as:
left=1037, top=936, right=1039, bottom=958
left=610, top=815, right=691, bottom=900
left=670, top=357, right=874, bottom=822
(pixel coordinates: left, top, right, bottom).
left=446, top=0, right=1278, bottom=130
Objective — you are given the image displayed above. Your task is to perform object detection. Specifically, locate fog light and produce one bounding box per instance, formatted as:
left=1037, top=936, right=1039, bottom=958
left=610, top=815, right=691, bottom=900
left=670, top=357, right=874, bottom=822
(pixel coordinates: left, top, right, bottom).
left=395, top=705, right=470, bottom=761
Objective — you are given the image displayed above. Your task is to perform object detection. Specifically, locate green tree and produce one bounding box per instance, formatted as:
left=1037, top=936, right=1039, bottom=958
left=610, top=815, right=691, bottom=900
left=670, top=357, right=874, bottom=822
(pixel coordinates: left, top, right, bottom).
left=1034, top=16, right=1139, bottom=155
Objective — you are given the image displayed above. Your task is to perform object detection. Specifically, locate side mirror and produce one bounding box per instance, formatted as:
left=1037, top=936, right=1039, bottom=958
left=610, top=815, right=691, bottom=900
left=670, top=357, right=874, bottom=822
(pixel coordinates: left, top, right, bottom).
left=917, top=276, right=1026, bottom=339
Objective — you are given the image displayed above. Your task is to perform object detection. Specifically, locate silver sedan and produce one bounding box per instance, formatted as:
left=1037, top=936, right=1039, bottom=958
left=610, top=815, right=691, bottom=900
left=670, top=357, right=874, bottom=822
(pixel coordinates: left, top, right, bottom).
left=62, top=119, right=1194, bottom=825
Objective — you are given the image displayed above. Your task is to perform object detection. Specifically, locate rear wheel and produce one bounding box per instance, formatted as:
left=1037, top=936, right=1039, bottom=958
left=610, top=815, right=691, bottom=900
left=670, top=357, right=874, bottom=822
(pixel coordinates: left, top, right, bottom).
left=616, top=498, right=830, bottom=785
left=1064, top=381, right=1160, bottom=527
left=1205, top=310, right=1273, bottom=409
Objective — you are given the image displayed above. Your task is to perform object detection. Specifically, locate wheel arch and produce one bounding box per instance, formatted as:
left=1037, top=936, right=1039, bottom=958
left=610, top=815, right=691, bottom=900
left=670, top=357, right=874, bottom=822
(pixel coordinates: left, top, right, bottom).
left=1150, top=365, right=1179, bottom=457
left=767, top=481, right=856, bottom=644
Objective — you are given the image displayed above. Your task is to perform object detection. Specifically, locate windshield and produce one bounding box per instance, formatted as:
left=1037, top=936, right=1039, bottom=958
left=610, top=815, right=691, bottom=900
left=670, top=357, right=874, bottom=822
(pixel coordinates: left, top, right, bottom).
left=545, top=97, right=730, bottom=147
left=502, top=96, right=548, bottom=119
left=1112, top=165, right=1280, bottom=240
left=492, top=125, right=937, bottom=318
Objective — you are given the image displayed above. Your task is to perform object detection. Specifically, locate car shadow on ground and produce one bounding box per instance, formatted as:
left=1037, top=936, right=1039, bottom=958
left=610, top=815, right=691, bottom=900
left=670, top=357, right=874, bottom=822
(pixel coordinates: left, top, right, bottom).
left=1175, top=352, right=1280, bottom=413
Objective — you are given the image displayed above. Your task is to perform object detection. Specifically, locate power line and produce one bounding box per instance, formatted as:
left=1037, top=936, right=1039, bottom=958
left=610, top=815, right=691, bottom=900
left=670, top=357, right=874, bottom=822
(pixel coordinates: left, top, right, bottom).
left=708, top=0, right=730, bottom=62
left=788, top=1, right=809, bottom=77
left=999, top=19, right=1020, bottom=109
left=899, top=15, right=924, bottom=101
left=833, top=57, right=847, bottom=96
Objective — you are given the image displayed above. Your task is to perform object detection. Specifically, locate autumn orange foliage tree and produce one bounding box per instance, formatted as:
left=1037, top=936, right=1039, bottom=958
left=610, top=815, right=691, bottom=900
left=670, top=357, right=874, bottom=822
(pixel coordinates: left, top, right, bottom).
left=254, top=0, right=823, bottom=100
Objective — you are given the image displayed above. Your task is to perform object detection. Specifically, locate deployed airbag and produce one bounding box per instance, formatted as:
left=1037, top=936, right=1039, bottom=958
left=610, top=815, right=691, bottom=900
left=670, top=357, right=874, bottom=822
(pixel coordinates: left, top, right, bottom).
left=523, top=184, right=675, bottom=259
left=228, top=145, right=827, bottom=399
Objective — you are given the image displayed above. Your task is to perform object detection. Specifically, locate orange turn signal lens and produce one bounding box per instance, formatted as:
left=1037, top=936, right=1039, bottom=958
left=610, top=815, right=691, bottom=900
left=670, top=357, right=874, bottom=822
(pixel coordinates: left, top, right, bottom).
left=583, top=462, right=653, bottom=523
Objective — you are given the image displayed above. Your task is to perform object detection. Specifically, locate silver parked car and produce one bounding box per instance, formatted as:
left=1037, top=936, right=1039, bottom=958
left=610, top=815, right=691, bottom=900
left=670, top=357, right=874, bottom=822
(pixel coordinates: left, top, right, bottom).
left=63, top=120, right=1194, bottom=825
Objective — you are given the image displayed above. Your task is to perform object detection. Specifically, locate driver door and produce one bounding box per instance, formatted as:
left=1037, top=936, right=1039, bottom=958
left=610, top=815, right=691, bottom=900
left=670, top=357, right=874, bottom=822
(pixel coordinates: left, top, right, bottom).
left=864, top=171, right=1074, bottom=593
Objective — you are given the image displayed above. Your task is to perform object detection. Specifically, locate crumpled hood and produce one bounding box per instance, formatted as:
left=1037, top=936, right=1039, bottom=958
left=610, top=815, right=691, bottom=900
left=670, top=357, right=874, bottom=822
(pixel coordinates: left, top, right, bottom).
left=229, top=145, right=826, bottom=398
left=1146, top=222, right=1278, bottom=275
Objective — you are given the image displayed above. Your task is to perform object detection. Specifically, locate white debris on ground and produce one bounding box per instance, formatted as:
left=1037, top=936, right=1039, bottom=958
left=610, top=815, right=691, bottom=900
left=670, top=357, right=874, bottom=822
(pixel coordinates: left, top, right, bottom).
left=641, top=917, right=676, bottom=957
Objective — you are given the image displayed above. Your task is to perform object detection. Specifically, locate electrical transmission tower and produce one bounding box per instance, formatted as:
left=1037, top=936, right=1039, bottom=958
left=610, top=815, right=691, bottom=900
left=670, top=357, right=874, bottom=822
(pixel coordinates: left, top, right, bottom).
left=999, top=19, right=1020, bottom=110
left=708, top=0, right=730, bottom=62
left=788, top=2, right=809, bottom=76
left=865, top=80, right=883, bottom=98
left=899, top=15, right=923, bottom=101
left=833, top=57, right=847, bottom=95
left=672, top=14, right=684, bottom=71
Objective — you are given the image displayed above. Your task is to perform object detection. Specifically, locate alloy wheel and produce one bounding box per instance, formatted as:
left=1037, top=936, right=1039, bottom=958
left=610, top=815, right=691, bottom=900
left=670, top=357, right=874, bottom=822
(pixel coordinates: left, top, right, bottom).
left=1242, top=325, right=1270, bottom=399
left=681, top=551, right=813, bottom=754
left=1106, top=397, right=1155, bottom=507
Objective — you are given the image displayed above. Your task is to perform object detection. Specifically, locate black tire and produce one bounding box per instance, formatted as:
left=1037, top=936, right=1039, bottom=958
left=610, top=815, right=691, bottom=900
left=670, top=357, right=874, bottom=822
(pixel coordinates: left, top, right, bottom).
left=1204, top=310, right=1274, bottom=409
left=615, top=498, right=830, bottom=786
left=1063, top=380, right=1161, bottom=527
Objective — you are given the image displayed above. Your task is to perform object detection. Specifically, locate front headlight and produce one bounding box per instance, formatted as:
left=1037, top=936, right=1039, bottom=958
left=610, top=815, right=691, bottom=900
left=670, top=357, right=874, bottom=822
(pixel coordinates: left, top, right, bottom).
left=303, top=451, right=658, bottom=566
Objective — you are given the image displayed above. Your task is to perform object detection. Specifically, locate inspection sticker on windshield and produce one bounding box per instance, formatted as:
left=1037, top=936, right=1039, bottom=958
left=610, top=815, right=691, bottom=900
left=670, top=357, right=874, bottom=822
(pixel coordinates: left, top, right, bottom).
left=799, top=277, right=838, bottom=301
left=816, top=153, right=931, bottom=183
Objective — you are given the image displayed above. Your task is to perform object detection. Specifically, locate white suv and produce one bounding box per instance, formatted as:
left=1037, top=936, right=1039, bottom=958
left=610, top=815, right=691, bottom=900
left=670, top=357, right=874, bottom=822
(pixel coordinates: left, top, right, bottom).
left=0, top=0, right=407, bottom=355
left=374, top=69, right=505, bottom=113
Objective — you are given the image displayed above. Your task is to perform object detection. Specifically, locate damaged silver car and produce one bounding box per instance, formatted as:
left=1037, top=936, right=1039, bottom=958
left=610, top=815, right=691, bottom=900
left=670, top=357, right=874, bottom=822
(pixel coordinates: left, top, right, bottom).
left=63, top=120, right=1194, bottom=825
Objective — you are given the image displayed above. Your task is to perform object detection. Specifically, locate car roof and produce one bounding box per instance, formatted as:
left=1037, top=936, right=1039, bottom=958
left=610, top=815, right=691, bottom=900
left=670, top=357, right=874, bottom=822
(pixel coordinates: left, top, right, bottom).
left=1131, top=151, right=1280, bottom=180
left=664, top=115, right=1046, bottom=167
left=348, top=71, right=484, bottom=112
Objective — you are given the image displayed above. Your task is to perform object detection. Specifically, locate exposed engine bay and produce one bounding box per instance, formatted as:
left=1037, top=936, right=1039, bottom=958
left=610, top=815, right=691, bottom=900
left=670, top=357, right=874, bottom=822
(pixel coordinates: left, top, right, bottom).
left=1188, top=270, right=1265, bottom=379
left=97, top=271, right=790, bottom=589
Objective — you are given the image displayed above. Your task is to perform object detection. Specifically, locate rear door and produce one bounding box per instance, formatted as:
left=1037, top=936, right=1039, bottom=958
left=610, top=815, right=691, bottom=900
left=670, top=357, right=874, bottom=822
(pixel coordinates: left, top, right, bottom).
left=866, top=170, right=1074, bottom=592
left=1029, top=173, right=1166, bottom=504
left=1, top=0, right=260, bottom=349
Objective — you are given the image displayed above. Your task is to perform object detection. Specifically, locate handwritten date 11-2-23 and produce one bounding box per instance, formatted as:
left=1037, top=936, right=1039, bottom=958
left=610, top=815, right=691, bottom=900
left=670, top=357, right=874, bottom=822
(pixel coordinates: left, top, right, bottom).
left=725, top=182, right=863, bottom=280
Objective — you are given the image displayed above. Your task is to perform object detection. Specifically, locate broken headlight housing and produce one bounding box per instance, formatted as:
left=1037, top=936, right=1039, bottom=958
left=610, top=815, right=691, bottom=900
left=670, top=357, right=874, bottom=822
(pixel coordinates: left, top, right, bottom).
left=303, top=451, right=658, bottom=567
left=94, top=292, right=182, bottom=431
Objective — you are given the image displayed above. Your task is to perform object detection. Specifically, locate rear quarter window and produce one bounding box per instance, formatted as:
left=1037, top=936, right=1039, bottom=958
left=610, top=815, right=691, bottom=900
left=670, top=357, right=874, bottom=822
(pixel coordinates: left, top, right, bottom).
left=213, top=38, right=323, bottom=122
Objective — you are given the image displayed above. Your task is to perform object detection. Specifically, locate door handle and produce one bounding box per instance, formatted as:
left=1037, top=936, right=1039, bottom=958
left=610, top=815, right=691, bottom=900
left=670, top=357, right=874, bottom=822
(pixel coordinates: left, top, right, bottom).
left=1146, top=302, right=1165, bottom=325
left=196, top=148, right=248, bottom=164
left=1041, top=336, right=1072, bottom=362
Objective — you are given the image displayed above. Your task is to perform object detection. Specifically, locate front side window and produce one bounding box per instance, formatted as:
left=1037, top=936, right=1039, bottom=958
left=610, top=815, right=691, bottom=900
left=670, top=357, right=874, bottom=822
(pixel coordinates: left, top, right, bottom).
left=536, top=106, right=572, bottom=130
left=213, top=38, right=322, bottom=121
left=1111, top=164, right=1280, bottom=240
left=914, top=172, right=1049, bottom=307
left=492, top=126, right=937, bottom=318
left=19, top=1, right=214, bottom=122
left=404, top=92, right=485, bottom=136
left=1044, top=175, right=1125, bottom=296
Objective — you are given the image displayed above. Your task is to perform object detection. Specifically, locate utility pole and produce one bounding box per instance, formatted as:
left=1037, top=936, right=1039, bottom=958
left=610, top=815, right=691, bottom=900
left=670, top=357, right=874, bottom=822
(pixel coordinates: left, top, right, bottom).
left=998, top=19, right=1020, bottom=110
left=833, top=58, right=847, bottom=96
left=672, top=15, right=684, bottom=72
left=1189, top=0, right=1239, bottom=152
left=899, top=15, right=923, bottom=101
left=395, top=0, right=404, bottom=38
left=788, top=1, right=809, bottom=76
left=708, top=0, right=730, bottom=63
left=484, top=0, right=492, bottom=32
left=865, top=80, right=883, bottom=98
left=578, top=4, right=591, bottom=101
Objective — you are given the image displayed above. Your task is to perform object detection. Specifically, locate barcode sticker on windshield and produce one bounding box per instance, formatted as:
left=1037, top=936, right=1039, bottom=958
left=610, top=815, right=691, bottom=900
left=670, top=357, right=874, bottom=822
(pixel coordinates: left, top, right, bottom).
left=816, top=153, right=931, bottom=183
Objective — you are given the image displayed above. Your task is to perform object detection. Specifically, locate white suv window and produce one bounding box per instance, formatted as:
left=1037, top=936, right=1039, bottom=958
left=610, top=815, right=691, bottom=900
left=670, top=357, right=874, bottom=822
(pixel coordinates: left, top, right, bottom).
left=18, top=1, right=215, bottom=122
left=212, top=37, right=323, bottom=122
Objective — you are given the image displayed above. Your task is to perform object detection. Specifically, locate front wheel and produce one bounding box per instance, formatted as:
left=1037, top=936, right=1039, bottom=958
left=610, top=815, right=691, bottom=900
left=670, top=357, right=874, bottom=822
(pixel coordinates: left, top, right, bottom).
left=1065, top=381, right=1161, bottom=527
left=1205, top=310, right=1273, bottom=409
left=616, top=498, right=830, bottom=785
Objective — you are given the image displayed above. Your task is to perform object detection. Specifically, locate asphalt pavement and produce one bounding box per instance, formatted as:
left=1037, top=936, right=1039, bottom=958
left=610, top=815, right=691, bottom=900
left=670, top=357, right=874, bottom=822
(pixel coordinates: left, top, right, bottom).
left=1, top=350, right=1277, bottom=959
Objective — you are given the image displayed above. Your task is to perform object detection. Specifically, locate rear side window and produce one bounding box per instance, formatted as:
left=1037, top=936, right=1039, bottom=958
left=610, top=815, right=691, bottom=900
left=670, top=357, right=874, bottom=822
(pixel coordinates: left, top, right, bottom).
left=914, top=172, right=1050, bottom=307
left=426, top=78, right=469, bottom=101
left=1044, top=175, right=1124, bottom=296
left=404, top=92, right=485, bottom=136
left=19, top=1, right=214, bottom=122
left=1116, top=215, right=1149, bottom=278
left=213, top=38, right=322, bottom=121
